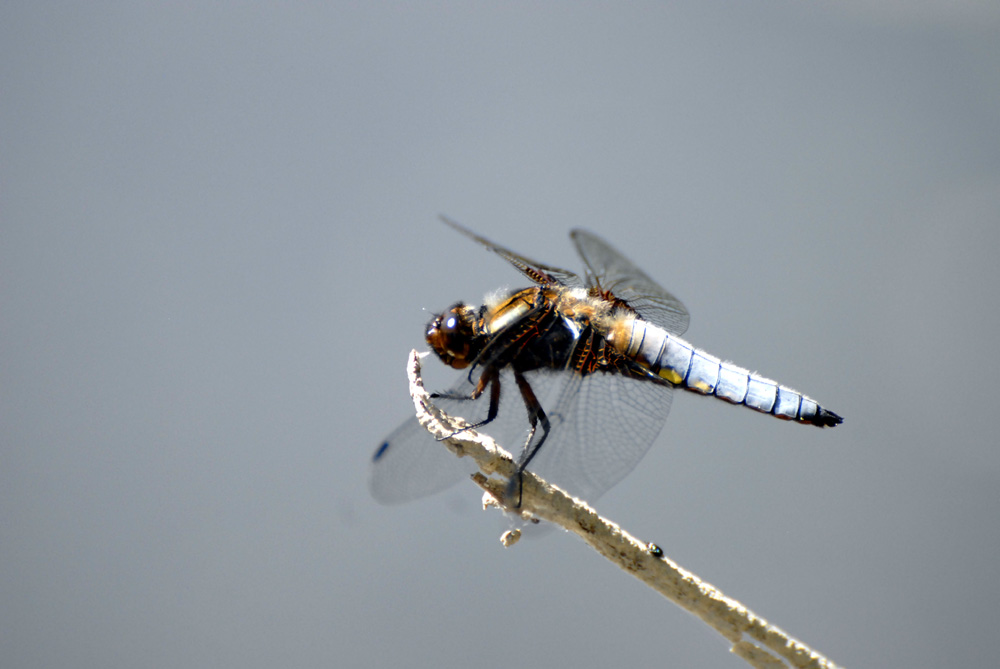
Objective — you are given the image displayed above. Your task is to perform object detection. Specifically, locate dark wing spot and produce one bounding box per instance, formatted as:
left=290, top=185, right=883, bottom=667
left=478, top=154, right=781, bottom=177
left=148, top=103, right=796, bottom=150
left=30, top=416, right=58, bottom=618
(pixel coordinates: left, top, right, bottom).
left=373, top=441, right=391, bottom=461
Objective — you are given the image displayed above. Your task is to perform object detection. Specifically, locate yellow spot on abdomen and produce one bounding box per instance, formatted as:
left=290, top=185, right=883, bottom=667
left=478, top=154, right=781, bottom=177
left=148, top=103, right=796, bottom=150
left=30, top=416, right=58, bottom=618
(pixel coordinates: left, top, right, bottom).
left=657, top=367, right=684, bottom=385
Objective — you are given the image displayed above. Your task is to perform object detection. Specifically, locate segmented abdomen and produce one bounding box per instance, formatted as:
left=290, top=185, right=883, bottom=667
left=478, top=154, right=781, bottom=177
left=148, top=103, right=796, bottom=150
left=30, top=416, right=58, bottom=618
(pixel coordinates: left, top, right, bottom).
left=618, top=319, right=842, bottom=427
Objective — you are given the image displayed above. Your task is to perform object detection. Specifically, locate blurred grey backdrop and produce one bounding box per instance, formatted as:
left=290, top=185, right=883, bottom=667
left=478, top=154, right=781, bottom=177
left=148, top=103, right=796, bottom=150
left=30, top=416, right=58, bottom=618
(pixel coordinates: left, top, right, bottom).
left=3, top=3, right=999, bottom=668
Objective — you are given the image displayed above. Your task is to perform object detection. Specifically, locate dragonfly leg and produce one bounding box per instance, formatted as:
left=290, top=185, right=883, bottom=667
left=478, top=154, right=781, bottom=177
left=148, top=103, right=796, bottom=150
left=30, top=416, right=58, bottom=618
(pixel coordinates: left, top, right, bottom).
left=504, top=369, right=552, bottom=506
left=431, top=367, right=502, bottom=441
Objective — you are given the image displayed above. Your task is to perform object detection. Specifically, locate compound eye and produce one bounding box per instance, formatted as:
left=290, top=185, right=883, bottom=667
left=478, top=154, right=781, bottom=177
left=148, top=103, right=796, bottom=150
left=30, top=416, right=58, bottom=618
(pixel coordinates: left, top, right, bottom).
left=426, top=305, right=473, bottom=369
left=438, top=312, right=469, bottom=354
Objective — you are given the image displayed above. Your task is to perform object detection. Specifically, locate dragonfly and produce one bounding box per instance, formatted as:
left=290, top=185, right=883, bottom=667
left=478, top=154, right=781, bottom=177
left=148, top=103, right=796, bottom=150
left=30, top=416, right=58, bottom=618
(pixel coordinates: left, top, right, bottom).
left=369, top=218, right=842, bottom=506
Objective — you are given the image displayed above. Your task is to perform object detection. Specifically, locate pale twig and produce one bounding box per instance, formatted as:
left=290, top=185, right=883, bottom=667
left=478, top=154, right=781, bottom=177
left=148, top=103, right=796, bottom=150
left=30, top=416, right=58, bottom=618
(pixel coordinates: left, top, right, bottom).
left=402, top=349, right=841, bottom=669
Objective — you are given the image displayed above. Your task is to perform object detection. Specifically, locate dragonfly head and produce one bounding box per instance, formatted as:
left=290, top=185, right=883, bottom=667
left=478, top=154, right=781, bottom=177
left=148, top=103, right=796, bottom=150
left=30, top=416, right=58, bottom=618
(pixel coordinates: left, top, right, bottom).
left=426, top=303, right=481, bottom=370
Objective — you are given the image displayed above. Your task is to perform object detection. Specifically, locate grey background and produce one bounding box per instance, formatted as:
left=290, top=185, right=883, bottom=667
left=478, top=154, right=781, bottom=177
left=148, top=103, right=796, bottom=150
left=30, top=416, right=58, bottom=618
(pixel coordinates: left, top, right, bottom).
left=3, top=3, right=999, bottom=668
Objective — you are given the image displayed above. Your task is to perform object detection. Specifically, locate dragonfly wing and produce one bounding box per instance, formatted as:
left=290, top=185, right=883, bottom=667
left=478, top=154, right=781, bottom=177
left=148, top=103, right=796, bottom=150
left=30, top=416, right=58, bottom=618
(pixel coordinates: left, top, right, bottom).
left=522, top=369, right=675, bottom=504
left=441, top=216, right=583, bottom=287
left=570, top=229, right=690, bottom=336
left=370, top=369, right=558, bottom=504
left=369, top=373, right=485, bottom=504
left=369, top=414, right=479, bottom=504
left=371, top=366, right=674, bottom=507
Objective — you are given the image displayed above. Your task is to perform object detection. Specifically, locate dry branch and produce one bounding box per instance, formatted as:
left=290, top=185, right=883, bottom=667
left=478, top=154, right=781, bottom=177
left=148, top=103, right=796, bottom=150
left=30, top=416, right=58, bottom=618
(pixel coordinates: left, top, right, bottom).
left=403, top=349, right=841, bottom=669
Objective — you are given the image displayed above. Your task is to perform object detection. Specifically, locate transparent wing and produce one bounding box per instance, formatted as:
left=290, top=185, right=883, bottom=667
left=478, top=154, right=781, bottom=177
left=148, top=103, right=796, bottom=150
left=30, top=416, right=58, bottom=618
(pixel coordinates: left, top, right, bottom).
left=370, top=366, right=675, bottom=506
left=369, top=370, right=553, bottom=504
left=441, top=216, right=583, bottom=287
left=570, top=229, right=690, bottom=336
left=523, top=369, right=675, bottom=503
left=369, top=409, right=479, bottom=505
